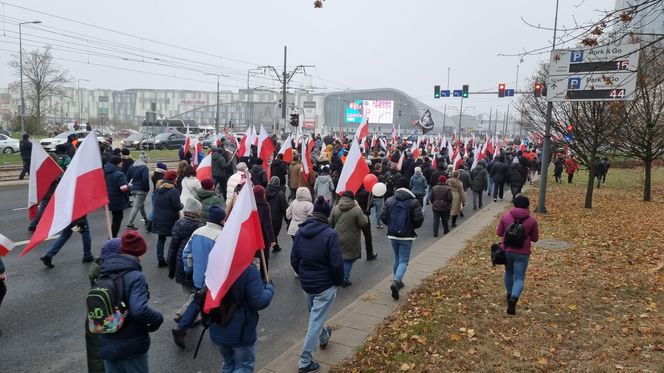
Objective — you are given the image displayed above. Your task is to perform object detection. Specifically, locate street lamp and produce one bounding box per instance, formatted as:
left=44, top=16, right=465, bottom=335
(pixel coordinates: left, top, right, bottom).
left=205, top=73, right=227, bottom=135
left=19, top=20, right=41, bottom=134
left=77, top=78, right=90, bottom=125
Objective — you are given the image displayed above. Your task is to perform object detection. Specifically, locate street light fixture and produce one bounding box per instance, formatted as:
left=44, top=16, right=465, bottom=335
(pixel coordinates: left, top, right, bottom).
left=19, top=20, right=41, bottom=134
left=77, top=79, right=90, bottom=125
left=205, top=73, right=228, bottom=135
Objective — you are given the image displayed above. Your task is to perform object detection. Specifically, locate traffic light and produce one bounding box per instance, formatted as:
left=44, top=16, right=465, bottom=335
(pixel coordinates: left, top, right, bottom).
left=289, top=114, right=299, bottom=127
left=434, top=85, right=441, bottom=99
left=534, top=82, right=543, bottom=97
left=462, top=84, right=469, bottom=98
left=566, top=123, right=574, bottom=133
left=498, top=83, right=506, bottom=98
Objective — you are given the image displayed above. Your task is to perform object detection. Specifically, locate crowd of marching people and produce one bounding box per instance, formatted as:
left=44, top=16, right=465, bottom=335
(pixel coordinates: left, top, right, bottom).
left=5, top=128, right=555, bottom=372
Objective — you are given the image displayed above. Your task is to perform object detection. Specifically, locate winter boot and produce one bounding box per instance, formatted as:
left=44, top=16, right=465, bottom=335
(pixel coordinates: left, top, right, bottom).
left=507, top=297, right=518, bottom=315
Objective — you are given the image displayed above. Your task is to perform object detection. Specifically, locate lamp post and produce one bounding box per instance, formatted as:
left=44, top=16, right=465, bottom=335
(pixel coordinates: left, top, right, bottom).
left=19, top=20, right=41, bottom=134
left=77, top=78, right=89, bottom=125
left=205, top=73, right=227, bottom=135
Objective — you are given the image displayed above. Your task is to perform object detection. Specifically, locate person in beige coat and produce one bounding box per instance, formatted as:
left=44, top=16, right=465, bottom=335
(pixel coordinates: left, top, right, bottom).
left=447, top=171, right=465, bottom=228
left=288, top=155, right=302, bottom=201
left=329, top=191, right=368, bottom=287
left=286, top=187, right=313, bottom=237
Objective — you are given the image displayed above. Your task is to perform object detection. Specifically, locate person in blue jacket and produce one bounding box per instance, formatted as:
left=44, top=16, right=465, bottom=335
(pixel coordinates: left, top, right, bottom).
left=105, top=155, right=130, bottom=237
left=98, top=230, right=163, bottom=373
left=291, top=196, right=344, bottom=373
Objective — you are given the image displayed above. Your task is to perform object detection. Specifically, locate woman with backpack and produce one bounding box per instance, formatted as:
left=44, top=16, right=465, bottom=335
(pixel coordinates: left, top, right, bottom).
left=496, top=194, right=539, bottom=315
left=409, top=167, right=427, bottom=207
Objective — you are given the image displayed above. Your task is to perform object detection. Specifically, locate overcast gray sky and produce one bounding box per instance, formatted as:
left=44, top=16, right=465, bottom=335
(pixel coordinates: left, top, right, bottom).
left=0, top=0, right=612, bottom=115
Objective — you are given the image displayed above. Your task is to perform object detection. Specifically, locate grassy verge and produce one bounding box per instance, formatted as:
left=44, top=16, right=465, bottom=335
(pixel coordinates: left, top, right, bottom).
left=0, top=149, right=179, bottom=167
left=335, top=168, right=664, bottom=372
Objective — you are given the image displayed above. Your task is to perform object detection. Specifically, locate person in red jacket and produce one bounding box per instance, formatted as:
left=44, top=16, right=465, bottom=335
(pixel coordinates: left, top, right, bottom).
left=564, top=157, right=579, bottom=183
left=496, top=194, right=539, bottom=315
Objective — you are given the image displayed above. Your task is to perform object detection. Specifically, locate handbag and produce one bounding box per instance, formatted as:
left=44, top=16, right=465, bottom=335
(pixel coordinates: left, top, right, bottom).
left=491, top=243, right=506, bottom=266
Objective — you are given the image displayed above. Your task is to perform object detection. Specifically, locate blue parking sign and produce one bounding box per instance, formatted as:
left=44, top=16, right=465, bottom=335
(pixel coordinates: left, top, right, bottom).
left=568, top=77, right=581, bottom=90
left=570, top=50, right=584, bottom=63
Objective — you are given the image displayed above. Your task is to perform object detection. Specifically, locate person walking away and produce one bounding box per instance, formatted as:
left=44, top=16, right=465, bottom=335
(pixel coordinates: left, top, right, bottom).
left=457, top=165, right=472, bottom=192
left=288, top=155, right=302, bottom=201
left=151, top=170, right=183, bottom=267
left=105, top=155, right=131, bottom=237
left=266, top=177, right=288, bottom=253
left=470, top=159, right=488, bottom=210
left=174, top=205, right=225, bottom=348
left=126, top=152, right=150, bottom=230
left=98, top=230, right=163, bottom=372
left=485, top=155, right=495, bottom=196
left=529, top=154, right=539, bottom=184
left=270, top=154, right=289, bottom=191
left=179, top=165, right=201, bottom=209
left=496, top=194, right=539, bottom=315
left=120, top=148, right=134, bottom=175
left=430, top=175, right=453, bottom=236
left=226, top=162, right=248, bottom=210
left=286, top=187, right=313, bottom=239
left=372, top=163, right=386, bottom=229
left=253, top=185, right=275, bottom=281
left=211, top=147, right=229, bottom=200
left=19, top=133, right=32, bottom=180
left=507, top=158, right=525, bottom=201
left=384, top=164, right=402, bottom=200
left=381, top=177, right=424, bottom=300
left=593, top=159, right=605, bottom=189
left=250, top=159, right=268, bottom=188
left=329, top=191, right=368, bottom=287
left=313, top=165, right=335, bottom=203
left=151, top=162, right=167, bottom=190
left=196, top=178, right=222, bottom=225
left=565, top=156, right=579, bottom=183
left=355, top=185, right=377, bottom=260
left=491, top=155, right=509, bottom=201
left=601, top=157, right=610, bottom=184
left=447, top=171, right=465, bottom=228
left=291, top=196, right=343, bottom=373
left=553, top=155, right=564, bottom=183
left=409, top=167, right=427, bottom=207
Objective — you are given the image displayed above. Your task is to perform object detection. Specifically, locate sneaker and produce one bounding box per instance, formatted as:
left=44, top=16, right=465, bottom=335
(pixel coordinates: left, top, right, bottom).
left=366, top=253, right=378, bottom=261
left=272, top=245, right=282, bottom=253
left=320, top=326, right=332, bottom=349
left=126, top=224, right=138, bottom=230
left=158, top=260, right=168, bottom=268
left=171, top=328, right=186, bottom=349
left=299, top=361, right=320, bottom=373
left=390, top=281, right=400, bottom=300
left=494, top=198, right=497, bottom=202
left=81, top=256, right=95, bottom=263
left=341, top=280, right=352, bottom=287
left=40, top=256, right=54, bottom=269
left=376, top=225, right=384, bottom=229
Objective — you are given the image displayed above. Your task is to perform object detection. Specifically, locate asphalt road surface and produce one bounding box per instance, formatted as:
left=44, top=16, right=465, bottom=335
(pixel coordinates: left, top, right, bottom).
left=0, top=183, right=487, bottom=372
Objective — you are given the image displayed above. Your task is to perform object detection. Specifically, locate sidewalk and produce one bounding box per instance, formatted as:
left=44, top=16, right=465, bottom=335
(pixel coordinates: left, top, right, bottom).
left=259, top=197, right=513, bottom=373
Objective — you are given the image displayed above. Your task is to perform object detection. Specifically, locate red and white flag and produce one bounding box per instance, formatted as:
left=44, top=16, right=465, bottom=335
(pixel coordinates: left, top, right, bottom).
left=391, top=126, right=396, bottom=144
left=379, top=137, right=387, bottom=151
left=257, top=125, right=275, bottom=165
left=22, top=132, right=108, bottom=256
left=196, top=153, right=212, bottom=181
left=27, top=141, right=63, bottom=220
left=183, top=127, right=191, bottom=154
left=204, top=176, right=264, bottom=313
left=278, top=134, right=294, bottom=163
left=335, top=139, right=369, bottom=194
left=452, top=145, right=463, bottom=171
left=224, top=127, right=238, bottom=147
left=301, top=137, right=313, bottom=176
left=396, top=151, right=405, bottom=171
left=237, top=133, right=250, bottom=158
left=191, top=137, right=201, bottom=166
left=354, top=119, right=369, bottom=141
left=0, top=233, right=14, bottom=256
left=411, top=136, right=421, bottom=159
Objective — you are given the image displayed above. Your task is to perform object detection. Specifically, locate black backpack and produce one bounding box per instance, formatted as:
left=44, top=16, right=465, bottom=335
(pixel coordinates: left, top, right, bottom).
left=504, top=218, right=526, bottom=248
left=193, top=287, right=239, bottom=359
left=86, top=270, right=130, bottom=334
left=385, top=173, right=398, bottom=197
left=387, top=198, right=411, bottom=237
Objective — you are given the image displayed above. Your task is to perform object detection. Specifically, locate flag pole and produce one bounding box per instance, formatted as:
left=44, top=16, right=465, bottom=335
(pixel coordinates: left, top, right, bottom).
left=103, top=205, right=113, bottom=239
left=259, top=249, right=270, bottom=282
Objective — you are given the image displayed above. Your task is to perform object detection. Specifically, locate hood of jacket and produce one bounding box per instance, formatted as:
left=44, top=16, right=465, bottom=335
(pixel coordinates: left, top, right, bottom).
left=196, top=189, right=217, bottom=200
left=394, top=188, right=416, bottom=201
left=156, top=180, right=175, bottom=194
left=337, top=195, right=356, bottom=211
left=266, top=184, right=280, bottom=200
left=297, top=213, right=330, bottom=238
left=104, top=162, right=122, bottom=175
left=296, top=187, right=312, bottom=202
left=509, top=207, right=531, bottom=220
left=100, top=254, right=141, bottom=274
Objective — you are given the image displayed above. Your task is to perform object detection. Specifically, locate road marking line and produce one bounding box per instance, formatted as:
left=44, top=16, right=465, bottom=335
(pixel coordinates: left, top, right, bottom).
left=14, top=235, right=60, bottom=247
left=11, top=207, right=28, bottom=211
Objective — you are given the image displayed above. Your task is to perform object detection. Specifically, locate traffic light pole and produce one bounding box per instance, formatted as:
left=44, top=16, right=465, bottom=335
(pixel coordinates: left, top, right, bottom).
left=535, top=0, right=560, bottom=214
left=457, top=96, right=464, bottom=136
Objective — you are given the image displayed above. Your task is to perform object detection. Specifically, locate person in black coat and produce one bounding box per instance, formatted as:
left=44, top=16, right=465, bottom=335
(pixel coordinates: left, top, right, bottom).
left=490, top=155, right=509, bottom=201
left=253, top=185, right=274, bottom=281
left=266, top=177, right=288, bottom=253
left=104, top=156, right=130, bottom=237
left=120, top=148, right=134, bottom=175
left=151, top=171, right=182, bottom=267
left=250, top=159, right=268, bottom=188
left=167, top=198, right=202, bottom=282
left=507, top=160, right=525, bottom=199
left=269, top=154, right=289, bottom=191
left=355, top=185, right=377, bottom=260
left=19, top=133, right=32, bottom=180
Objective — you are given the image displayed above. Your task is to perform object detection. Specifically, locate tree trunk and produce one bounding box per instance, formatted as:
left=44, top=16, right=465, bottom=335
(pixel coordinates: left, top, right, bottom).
left=644, top=158, right=652, bottom=202
left=584, top=168, right=595, bottom=208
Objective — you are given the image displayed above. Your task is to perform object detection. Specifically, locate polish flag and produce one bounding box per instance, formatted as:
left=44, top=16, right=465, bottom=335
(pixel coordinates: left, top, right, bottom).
left=0, top=233, right=14, bottom=256
left=335, top=139, right=369, bottom=195
left=432, top=155, right=437, bottom=169
left=191, top=137, right=201, bottom=166
left=379, top=138, right=387, bottom=151
left=196, top=153, right=213, bottom=181
left=224, top=127, right=238, bottom=147
left=411, top=136, right=421, bottom=159
left=278, top=134, right=294, bottom=163
left=354, top=119, right=369, bottom=141
left=301, top=137, right=313, bottom=176
left=396, top=151, right=405, bottom=171
left=27, top=141, right=63, bottom=220
left=440, top=135, right=446, bottom=151
left=204, top=175, right=264, bottom=313
left=237, top=134, right=249, bottom=158
left=22, top=133, right=108, bottom=256
left=452, top=145, right=463, bottom=172
left=391, top=126, right=396, bottom=144
left=183, top=128, right=191, bottom=154
left=257, top=125, right=275, bottom=172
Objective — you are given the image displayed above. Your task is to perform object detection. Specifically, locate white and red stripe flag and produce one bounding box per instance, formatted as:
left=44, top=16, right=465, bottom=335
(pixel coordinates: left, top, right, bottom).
left=354, top=119, right=369, bottom=141
left=0, top=233, right=14, bottom=256
left=22, top=132, right=108, bottom=256
left=335, top=139, right=370, bottom=195
left=396, top=151, right=405, bottom=171
left=183, top=127, right=191, bottom=154
left=411, top=136, right=421, bottom=159
left=27, top=141, right=63, bottom=220
left=301, top=137, right=311, bottom=176
left=278, top=134, right=294, bottom=163
left=257, top=125, right=275, bottom=173
left=196, top=153, right=212, bottom=181
left=204, top=175, right=264, bottom=313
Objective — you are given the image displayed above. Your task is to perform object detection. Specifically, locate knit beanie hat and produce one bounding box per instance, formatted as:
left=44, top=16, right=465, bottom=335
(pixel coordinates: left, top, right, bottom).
left=236, top=162, right=247, bottom=172
left=156, top=162, right=167, bottom=170
left=438, top=175, right=447, bottom=184
left=120, top=230, right=147, bottom=257
left=100, top=238, right=121, bottom=260
left=253, top=185, right=266, bottom=199
left=269, top=176, right=280, bottom=186
left=396, top=177, right=409, bottom=189
left=414, top=167, right=422, bottom=173
left=342, top=190, right=355, bottom=199
left=201, top=178, right=214, bottom=190
left=313, top=195, right=331, bottom=217
left=513, top=194, right=530, bottom=209
left=109, top=155, right=122, bottom=165
left=207, top=205, right=226, bottom=224
left=121, top=148, right=130, bottom=156
left=183, top=197, right=203, bottom=215
left=112, top=148, right=122, bottom=155
left=164, top=170, right=177, bottom=181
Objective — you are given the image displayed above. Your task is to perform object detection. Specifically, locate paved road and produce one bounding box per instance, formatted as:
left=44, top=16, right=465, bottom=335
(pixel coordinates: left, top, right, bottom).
left=0, top=183, right=486, bottom=372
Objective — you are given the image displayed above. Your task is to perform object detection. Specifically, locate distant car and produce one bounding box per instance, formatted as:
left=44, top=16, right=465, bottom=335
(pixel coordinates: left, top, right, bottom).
left=40, top=131, right=105, bottom=152
left=120, top=133, right=147, bottom=149
left=141, top=132, right=186, bottom=150
left=0, top=134, right=20, bottom=153
left=115, top=129, right=140, bottom=138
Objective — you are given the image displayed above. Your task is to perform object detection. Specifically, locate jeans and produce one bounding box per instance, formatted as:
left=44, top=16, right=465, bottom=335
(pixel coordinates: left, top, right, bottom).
left=390, top=239, right=413, bottom=282
left=299, top=286, right=337, bottom=368
left=45, top=218, right=92, bottom=259
left=19, top=159, right=30, bottom=179
left=487, top=175, right=493, bottom=195
left=111, top=210, right=124, bottom=238
left=373, top=197, right=384, bottom=227
left=157, top=235, right=167, bottom=262
left=361, top=215, right=374, bottom=257
left=220, top=344, right=256, bottom=373
left=177, top=288, right=201, bottom=332
left=472, top=191, right=483, bottom=209
left=493, top=181, right=504, bottom=199
left=504, top=252, right=530, bottom=298
left=104, top=352, right=148, bottom=373
left=127, top=191, right=148, bottom=226
left=343, top=259, right=355, bottom=282
left=432, top=210, right=449, bottom=236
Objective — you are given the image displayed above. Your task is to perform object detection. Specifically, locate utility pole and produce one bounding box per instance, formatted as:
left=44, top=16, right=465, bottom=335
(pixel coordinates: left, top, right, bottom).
left=488, top=108, right=492, bottom=136
left=536, top=0, right=560, bottom=213
left=282, top=46, right=287, bottom=124
left=204, top=73, right=228, bottom=135
left=458, top=96, right=464, bottom=136
left=77, top=78, right=89, bottom=125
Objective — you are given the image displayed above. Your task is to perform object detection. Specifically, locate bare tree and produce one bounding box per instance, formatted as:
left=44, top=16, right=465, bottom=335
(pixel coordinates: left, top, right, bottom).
left=9, top=46, right=70, bottom=132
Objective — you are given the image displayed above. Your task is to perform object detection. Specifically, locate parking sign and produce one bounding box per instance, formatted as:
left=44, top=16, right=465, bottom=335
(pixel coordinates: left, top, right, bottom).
left=570, top=50, right=584, bottom=63
left=567, top=77, right=581, bottom=90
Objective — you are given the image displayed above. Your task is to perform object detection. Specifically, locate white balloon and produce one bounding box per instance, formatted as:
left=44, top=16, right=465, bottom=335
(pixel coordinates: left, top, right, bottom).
left=372, top=182, right=387, bottom=197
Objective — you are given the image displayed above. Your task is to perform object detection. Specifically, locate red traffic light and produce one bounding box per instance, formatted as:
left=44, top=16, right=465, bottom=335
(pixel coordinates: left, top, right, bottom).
left=498, top=83, right=506, bottom=97
left=499, top=84, right=506, bottom=90
left=534, top=82, right=543, bottom=97
left=535, top=83, right=542, bottom=90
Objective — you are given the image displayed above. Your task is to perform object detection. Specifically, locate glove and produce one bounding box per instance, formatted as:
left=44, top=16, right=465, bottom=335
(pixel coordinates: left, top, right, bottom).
left=146, top=317, right=163, bottom=332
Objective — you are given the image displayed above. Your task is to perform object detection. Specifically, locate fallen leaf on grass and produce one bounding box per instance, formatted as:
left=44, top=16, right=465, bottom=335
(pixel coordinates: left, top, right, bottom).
left=512, top=351, right=522, bottom=358
left=449, top=333, right=461, bottom=342
left=400, top=363, right=412, bottom=371
left=538, top=357, right=549, bottom=365
left=568, top=304, right=577, bottom=310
